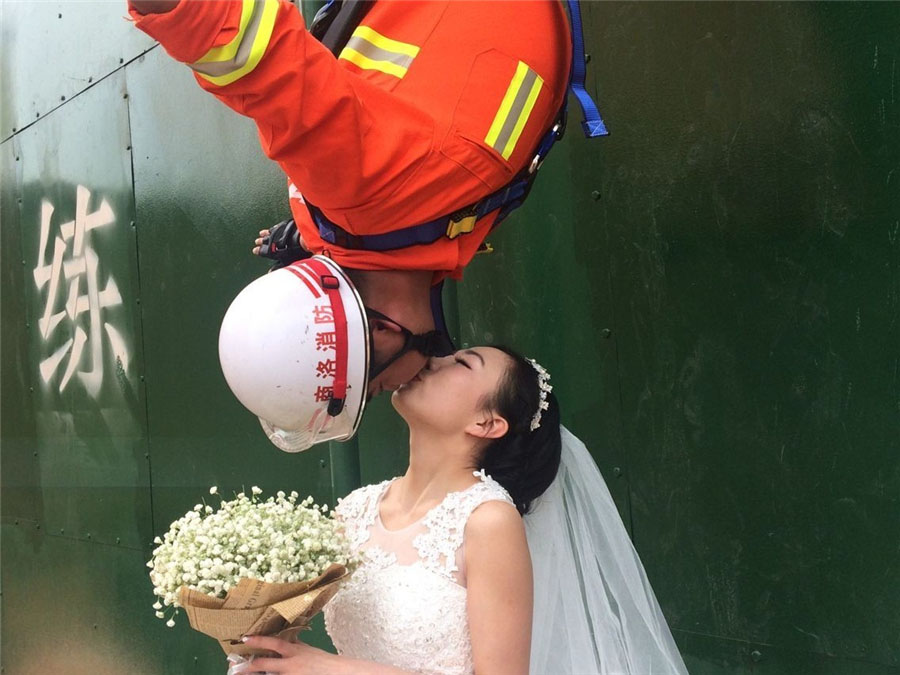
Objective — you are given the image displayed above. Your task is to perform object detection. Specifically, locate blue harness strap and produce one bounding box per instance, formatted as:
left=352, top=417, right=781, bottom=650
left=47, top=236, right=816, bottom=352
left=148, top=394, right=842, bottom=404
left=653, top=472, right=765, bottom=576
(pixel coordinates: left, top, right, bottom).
left=309, top=0, right=607, bottom=252
left=565, top=0, right=608, bottom=138
left=312, top=0, right=337, bottom=27
left=309, top=174, right=538, bottom=251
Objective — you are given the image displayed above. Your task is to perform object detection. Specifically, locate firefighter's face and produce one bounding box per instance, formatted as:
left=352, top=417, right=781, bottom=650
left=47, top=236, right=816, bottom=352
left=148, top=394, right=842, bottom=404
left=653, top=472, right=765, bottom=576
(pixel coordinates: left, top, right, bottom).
left=367, top=325, right=429, bottom=397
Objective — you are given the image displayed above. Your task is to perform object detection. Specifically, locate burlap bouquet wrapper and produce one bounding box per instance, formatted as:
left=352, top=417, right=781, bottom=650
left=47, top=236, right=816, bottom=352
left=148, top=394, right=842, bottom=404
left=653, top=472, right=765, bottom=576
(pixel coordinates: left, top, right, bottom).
left=177, top=563, right=348, bottom=657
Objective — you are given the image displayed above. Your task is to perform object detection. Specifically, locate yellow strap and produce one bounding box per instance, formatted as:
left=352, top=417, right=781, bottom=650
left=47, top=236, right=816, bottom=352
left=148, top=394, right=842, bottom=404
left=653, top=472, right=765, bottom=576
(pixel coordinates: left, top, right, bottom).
left=195, top=0, right=279, bottom=87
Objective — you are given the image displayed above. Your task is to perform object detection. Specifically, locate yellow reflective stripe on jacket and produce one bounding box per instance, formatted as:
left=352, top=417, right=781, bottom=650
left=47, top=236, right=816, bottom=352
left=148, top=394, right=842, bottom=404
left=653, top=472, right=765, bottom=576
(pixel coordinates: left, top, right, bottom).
left=339, top=25, right=420, bottom=79
left=190, top=0, right=278, bottom=87
left=195, top=0, right=255, bottom=65
left=485, top=61, right=544, bottom=160
left=350, top=25, right=420, bottom=59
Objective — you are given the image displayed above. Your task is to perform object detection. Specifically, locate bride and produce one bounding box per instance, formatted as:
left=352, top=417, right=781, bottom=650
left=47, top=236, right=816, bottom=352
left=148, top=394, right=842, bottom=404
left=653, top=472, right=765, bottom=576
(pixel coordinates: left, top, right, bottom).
left=231, top=346, right=688, bottom=675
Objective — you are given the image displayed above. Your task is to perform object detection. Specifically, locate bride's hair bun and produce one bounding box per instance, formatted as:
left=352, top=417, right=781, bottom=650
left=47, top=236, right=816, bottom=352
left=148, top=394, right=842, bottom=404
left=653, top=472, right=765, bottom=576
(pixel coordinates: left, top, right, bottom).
left=478, top=346, right=562, bottom=515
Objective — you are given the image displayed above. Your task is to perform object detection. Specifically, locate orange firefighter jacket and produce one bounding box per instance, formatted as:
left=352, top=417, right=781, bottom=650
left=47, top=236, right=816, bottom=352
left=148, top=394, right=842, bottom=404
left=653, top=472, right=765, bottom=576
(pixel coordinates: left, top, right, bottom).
left=129, top=0, right=572, bottom=280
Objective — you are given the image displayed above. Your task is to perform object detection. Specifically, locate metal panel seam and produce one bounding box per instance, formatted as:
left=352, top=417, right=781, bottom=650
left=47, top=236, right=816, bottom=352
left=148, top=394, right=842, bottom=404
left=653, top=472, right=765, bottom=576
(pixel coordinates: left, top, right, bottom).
left=0, top=45, right=161, bottom=145
left=123, top=67, right=157, bottom=543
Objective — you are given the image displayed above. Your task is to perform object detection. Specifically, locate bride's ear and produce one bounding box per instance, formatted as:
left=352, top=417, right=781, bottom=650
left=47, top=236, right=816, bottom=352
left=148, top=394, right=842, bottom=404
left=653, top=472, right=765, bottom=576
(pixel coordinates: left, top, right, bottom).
left=465, top=413, right=509, bottom=441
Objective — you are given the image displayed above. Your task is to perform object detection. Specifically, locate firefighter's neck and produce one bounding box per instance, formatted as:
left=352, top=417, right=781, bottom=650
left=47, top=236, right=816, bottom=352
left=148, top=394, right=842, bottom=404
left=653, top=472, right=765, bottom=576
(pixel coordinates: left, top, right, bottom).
left=349, top=268, right=435, bottom=333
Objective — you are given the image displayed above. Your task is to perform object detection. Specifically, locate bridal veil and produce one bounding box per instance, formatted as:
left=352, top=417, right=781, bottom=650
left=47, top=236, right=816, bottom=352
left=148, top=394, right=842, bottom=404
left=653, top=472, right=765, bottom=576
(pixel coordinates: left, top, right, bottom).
left=524, top=427, right=688, bottom=675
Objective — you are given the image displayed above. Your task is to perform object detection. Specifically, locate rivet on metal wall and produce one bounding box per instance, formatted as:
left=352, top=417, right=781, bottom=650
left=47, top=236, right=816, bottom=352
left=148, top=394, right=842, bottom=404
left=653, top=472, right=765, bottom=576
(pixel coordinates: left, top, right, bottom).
left=36, top=112, right=40, bottom=118
left=35, top=523, right=40, bottom=530
left=320, top=459, right=327, bottom=468
left=86, top=533, right=92, bottom=539
left=123, top=93, right=129, bottom=100
left=591, top=190, right=601, bottom=201
left=116, top=537, right=121, bottom=544
left=60, top=95, right=66, bottom=101
left=584, top=53, right=591, bottom=64
left=33, top=451, right=37, bottom=457
left=600, top=328, right=612, bottom=339
left=145, top=453, right=150, bottom=459
left=29, top=387, right=34, bottom=393
left=93, top=624, right=98, bottom=630
left=14, top=520, right=18, bottom=525
left=750, top=650, right=762, bottom=663
left=612, top=466, right=622, bottom=477
left=136, top=298, right=141, bottom=304
left=58, top=13, right=62, bottom=18
left=120, top=57, right=125, bottom=64
left=60, top=529, right=65, bottom=534
left=15, top=156, right=19, bottom=161
left=88, top=77, right=93, bottom=83
left=126, top=145, right=132, bottom=151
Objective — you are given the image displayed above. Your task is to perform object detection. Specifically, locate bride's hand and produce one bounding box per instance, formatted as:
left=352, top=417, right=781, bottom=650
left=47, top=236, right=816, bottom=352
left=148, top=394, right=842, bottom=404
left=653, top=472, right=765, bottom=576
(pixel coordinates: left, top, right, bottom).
left=230, top=636, right=347, bottom=674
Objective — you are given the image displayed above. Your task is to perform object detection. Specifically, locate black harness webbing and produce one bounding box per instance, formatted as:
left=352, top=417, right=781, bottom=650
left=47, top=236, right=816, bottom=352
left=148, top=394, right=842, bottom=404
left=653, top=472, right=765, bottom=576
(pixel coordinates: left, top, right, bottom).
left=309, top=0, right=373, bottom=55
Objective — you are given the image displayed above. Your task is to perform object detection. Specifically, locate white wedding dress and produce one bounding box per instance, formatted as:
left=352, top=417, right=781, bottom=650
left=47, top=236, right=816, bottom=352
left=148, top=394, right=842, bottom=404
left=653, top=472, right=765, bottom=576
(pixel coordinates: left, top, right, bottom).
left=226, top=430, right=686, bottom=675
left=324, top=470, right=513, bottom=675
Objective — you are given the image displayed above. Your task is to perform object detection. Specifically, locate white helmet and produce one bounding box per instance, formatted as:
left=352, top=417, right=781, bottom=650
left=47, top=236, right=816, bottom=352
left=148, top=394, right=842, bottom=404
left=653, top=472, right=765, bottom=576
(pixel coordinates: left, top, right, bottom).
left=218, top=256, right=370, bottom=452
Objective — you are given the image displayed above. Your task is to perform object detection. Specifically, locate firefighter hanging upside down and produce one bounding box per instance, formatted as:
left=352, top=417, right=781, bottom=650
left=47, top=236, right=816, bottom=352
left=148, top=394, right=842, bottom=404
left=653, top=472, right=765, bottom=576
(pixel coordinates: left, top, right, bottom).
left=128, top=0, right=606, bottom=451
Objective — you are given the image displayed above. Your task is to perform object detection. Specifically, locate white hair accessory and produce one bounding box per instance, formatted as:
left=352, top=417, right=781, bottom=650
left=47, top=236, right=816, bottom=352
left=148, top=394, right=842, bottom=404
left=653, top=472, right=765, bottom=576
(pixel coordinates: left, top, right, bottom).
left=527, top=359, right=552, bottom=431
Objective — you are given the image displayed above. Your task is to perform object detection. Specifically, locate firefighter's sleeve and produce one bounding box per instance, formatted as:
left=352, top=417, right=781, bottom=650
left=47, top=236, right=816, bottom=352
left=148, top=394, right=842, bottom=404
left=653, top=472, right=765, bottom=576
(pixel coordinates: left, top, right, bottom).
left=128, top=0, right=434, bottom=214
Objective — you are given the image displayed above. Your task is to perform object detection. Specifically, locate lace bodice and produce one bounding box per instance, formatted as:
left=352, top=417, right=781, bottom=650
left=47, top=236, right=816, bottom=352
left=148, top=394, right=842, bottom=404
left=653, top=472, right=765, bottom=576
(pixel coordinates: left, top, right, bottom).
left=323, top=472, right=514, bottom=675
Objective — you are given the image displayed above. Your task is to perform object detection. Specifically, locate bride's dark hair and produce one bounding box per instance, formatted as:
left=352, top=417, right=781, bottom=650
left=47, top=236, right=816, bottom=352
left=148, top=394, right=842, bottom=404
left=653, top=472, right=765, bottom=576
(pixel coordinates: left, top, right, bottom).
left=477, top=346, right=562, bottom=515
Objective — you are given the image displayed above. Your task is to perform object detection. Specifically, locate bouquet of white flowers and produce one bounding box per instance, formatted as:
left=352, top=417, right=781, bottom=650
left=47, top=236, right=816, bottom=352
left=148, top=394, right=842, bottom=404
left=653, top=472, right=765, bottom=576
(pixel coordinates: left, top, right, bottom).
left=148, top=486, right=353, bottom=657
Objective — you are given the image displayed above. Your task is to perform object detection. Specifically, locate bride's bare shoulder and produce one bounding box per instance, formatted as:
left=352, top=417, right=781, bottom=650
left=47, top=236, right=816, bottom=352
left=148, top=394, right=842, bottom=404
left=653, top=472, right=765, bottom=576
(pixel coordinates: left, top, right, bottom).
left=465, top=499, right=525, bottom=541
left=464, top=501, right=531, bottom=593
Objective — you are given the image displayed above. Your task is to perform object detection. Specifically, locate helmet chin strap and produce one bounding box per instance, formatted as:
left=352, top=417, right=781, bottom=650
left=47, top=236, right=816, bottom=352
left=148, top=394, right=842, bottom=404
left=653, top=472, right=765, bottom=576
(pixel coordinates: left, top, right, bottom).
left=366, top=307, right=449, bottom=380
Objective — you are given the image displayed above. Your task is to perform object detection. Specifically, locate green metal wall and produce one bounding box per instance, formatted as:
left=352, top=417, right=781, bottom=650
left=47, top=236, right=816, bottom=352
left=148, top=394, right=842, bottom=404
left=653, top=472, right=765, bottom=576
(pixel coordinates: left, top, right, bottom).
left=2, top=2, right=898, bottom=674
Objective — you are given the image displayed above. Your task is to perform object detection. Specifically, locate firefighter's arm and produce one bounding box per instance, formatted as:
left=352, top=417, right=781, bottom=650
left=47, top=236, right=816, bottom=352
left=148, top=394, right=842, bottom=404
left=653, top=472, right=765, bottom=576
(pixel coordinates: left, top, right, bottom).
left=130, top=0, right=179, bottom=14
left=127, top=0, right=433, bottom=214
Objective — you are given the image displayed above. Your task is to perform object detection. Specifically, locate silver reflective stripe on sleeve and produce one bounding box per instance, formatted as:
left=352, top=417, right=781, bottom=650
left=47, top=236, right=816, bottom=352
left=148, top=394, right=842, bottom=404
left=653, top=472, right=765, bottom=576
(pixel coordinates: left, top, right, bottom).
left=484, top=61, right=545, bottom=160
left=342, top=34, right=415, bottom=71
left=190, top=0, right=278, bottom=87
left=338, top=25, right=420, bottom=79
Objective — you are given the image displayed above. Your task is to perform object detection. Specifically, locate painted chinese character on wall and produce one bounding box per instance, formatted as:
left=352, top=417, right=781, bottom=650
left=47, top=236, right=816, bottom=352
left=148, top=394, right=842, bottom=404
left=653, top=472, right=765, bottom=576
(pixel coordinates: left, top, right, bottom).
left=33, top=185, right=129, bottom=398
